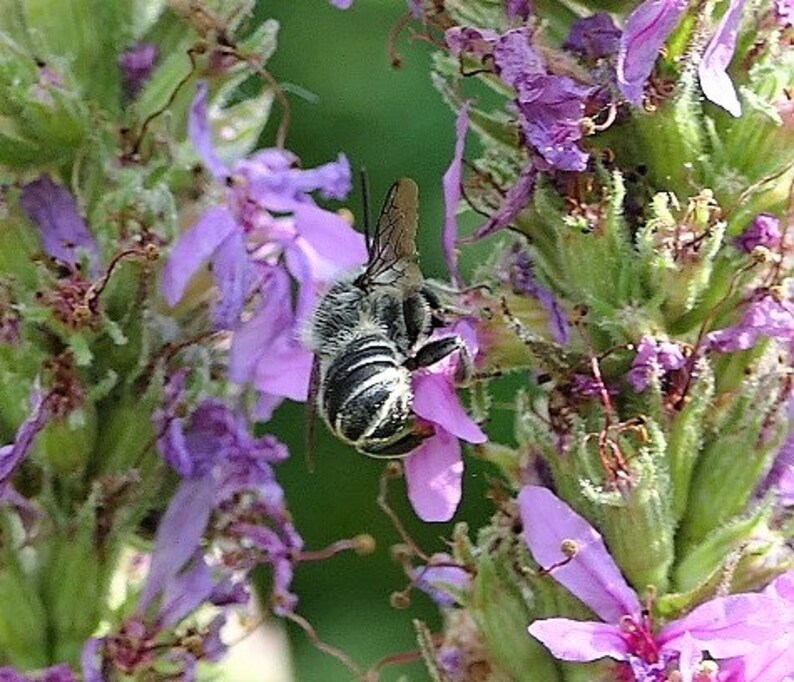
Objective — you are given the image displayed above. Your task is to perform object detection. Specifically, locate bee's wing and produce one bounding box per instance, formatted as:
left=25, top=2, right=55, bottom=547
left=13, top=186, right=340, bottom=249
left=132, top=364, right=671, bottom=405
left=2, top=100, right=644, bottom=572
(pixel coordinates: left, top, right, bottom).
left=361, top=177, right=422, bottom=290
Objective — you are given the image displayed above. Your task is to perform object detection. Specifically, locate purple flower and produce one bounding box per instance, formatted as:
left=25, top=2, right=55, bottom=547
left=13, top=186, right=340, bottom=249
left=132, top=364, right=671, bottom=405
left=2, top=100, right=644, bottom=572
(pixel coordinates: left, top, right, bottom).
left=565, top=13, right=621, bottom=60
left=152, top=388, right=301, bottom=615
left=733, top=213, right=782, bottom=253
left=698, top=0, right=745, bottom=117
left=506, top=0, right=531, bottom=22
left=0, top=387, right=51, bottom=495
left=491, top=28, right=592, bottom=171
left=474, top=163, right=537, bottom=239
left=161, top=81, right=365, bottom=332
left=229, top=265, right=314, bottom=420
left=571, top=373, right=619, bottom=398
left=705, top=293, right=794, bottom=353
left=759, top=397, right=794, bottom=506
left=514, top=73, right=593, bottom=171
left=500, top=243, right=569, bottom=344
left=617, top=0, right=689, bottom=105
left=437, top=646, right=466, bottom=680
left=628, top=335, right=686, bottom=392
left=404, top=321, right=486, bottom=522
left=505, top=0, right=532, bottom=21
left=718, top=571, right=794, bottom=680
left=445, top=27, right=501, bottom=61
left=519, top=485, right=792, bottom=680
left=442, top=102, right=470, bottom=287
left=447, top=26, right=592, bottom=172
left=412, top=552, right=471, bottom=606
left=330, top=0, right=353, bottom=7
left=19, top=174, right=100, bottom=273
left=119, top=43, right=159, bottom=97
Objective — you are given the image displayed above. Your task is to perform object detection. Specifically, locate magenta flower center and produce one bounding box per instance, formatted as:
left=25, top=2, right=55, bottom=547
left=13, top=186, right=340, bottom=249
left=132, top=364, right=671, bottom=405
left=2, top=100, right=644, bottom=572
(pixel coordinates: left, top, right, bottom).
left=620, top=614, right=661, bottom=663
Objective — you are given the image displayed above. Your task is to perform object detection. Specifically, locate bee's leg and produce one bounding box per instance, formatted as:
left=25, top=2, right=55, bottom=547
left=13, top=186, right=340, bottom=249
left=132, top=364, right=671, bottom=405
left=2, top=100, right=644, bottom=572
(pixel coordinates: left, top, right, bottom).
left=359, top=430, right=430, bottom=458
left=406, top=336, right=473, bottom=385
left=403, top=290, right=434, bottom=347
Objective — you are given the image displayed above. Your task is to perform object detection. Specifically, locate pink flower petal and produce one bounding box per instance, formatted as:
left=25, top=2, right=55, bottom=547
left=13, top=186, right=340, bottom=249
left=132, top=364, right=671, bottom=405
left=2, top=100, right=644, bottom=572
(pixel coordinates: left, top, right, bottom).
left=292, top=203, right=367, bottom=282
left=617, top=0, right=689, bottom=104
left=211, top=229, right=251, bottom=329
left=660, top=591, right=787, bottom=657
left=228, top=267, right=292, bottom=384
left=404, top=430, right=464, bottom=522
left=518, top=486, right=642, bottom=623
left=189, top=81, right=229, bottom=180
left=413, top=373, right=486, bottom=444
left=442, top=102, right=470, bottom=287
left=698, top=0, right=745, bottom=117
left=161, top=206, right=237, bottom=306
left=528, top=618, right=629, bottom=662
left=254, top=338, right=314, bottom=402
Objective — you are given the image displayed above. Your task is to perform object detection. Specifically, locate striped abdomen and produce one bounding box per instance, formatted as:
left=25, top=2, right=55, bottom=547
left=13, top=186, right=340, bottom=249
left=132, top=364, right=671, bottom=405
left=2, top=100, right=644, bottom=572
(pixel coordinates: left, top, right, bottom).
left=320, top=334, right=413, bottom=447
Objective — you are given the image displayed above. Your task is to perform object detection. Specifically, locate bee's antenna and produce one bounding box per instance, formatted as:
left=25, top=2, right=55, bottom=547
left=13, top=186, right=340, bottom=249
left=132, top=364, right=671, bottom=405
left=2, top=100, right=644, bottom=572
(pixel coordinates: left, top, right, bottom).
left=360, top=166, right=372, bottom=256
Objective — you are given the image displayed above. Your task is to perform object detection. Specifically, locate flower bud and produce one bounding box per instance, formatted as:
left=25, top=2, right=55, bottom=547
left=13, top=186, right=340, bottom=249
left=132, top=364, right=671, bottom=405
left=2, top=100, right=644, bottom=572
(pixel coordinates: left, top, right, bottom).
left=469, top=552, right=560, bottom=682
left=0, top=552, right=49, bottom=669
left=37, top=403, right=97, bottom=477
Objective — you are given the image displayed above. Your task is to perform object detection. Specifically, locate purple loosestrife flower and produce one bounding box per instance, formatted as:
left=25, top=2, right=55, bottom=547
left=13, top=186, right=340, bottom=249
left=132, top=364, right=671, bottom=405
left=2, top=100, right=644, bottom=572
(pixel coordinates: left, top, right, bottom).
left=153, top=383, right=302, bottom=614
left=705, top=291, right=794, bottom=353
left=405, top=320, right=487, bottom=522
left=718, top=571, right=794, bottom=680
left=20, top=174, right=100, bottom=274
left=565, top=13, right=621, bottom=61
left=118, top=43, right=159, bottom=97
left=412, top=553, right=471, bottom=606
left=519, top=486, right=790, bottom=681
left=618, top=0, right=748, bottom=115
left=473, top=163, right=538, bottom=240
left=734, top=213, right=783, bottom=253
left=447, top=27, right=593, bottom=172
left=229, top=265, right=314, bottom=420
left=514, top=73, right=593, bottom=172
left=628, top=335, right=686, bottom=392
left=161, top=81, right=365, bottom=331
left=442, top=102, right=470, bottom=287
left=0, top=387, right=51, bottom=496
left=617, top=0, right=689, bottom=105
left=698, top=0, right=746, bottom=117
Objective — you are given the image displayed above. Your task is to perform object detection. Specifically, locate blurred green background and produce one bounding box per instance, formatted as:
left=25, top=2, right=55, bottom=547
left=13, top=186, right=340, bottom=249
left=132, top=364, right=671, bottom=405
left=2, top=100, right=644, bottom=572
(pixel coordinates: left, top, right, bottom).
left=258, top=1, right=494, bottom=680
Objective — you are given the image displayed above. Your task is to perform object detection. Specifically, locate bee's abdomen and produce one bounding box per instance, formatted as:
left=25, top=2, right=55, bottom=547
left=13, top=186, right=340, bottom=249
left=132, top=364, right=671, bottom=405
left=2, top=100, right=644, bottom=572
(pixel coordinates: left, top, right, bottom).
left=322, top=335, right=412, bottom=444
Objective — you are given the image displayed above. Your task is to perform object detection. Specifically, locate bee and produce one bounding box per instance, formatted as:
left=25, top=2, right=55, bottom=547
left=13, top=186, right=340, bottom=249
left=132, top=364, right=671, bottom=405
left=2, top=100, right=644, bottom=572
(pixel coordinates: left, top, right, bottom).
left=305, top=178, right=470, bottom=457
